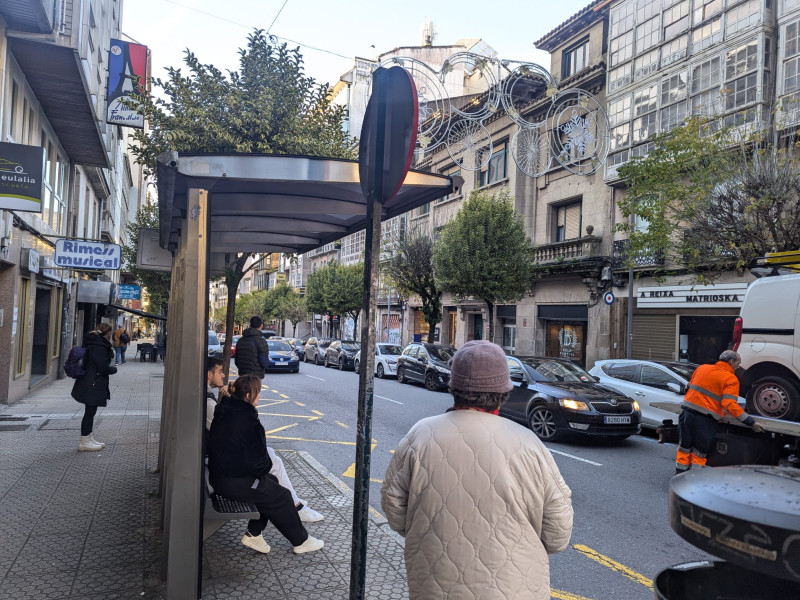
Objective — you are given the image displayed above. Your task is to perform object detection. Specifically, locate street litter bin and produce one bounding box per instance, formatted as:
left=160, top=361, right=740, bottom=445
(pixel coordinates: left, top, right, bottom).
left=654, top=560, right=798, bottom=600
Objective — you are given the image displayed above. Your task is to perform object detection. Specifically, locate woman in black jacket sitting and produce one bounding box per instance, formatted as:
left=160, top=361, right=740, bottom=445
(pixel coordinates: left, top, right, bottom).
left=207, top=374, right=323, bottom=555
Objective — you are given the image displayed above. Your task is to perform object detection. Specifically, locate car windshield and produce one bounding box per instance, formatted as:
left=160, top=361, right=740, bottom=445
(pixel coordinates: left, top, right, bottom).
left=267, top=340, right=292, bottom=352
left=341, top=342, right=361, bottom=351
left=657, top=362, right=698, bottom=380
left=208, top=332, right=219, bottom=346
left=524, top=358, right=596, bottom=383
left=378, top=344, right=403, bottom=355
left=319, top=340, right=332, bottom=348
left=428, top=346, right=455, bottom=361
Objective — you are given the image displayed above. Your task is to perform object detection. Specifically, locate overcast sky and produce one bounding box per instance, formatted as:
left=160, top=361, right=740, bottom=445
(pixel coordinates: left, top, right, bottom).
left=123, top=0, right=593, bottom=88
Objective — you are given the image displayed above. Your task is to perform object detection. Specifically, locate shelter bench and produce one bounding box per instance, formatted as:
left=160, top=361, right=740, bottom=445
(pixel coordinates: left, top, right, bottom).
left=202, top=467, right=259, bottom=541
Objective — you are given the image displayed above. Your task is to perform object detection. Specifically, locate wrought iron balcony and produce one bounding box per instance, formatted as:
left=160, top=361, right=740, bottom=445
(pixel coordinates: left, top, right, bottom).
left=611, top=239, right=664, bottom=269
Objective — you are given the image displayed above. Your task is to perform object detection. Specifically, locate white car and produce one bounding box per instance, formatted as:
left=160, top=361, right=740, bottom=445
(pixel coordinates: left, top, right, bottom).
left=353, top=343, right=403, bottom=378
left=588, top=360, right=699, bottom=429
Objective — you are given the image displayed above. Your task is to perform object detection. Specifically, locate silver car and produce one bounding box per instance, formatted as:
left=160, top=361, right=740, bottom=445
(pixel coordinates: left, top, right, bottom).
left=353, top=343, right=403, bottom=378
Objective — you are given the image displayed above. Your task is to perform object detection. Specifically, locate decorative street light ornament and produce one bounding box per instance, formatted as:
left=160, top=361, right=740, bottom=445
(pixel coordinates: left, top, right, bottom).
left=511, top=122, right=552, bottom=178
left=546, top=88, right=609, bottom=176
left=446, top=119, right=493, bottom=171
left=500, top=63, right=555, bottom=128
left=441, top=52, right=500, bottom=121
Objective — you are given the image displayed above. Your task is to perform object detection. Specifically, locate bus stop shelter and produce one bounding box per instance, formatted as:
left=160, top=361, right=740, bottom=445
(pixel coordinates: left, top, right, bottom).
left=154, top=151, right=454, bottom=598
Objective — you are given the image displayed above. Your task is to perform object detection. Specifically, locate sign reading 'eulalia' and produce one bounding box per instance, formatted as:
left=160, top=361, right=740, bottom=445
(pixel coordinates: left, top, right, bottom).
left=55, top=239, right=122, bottom=270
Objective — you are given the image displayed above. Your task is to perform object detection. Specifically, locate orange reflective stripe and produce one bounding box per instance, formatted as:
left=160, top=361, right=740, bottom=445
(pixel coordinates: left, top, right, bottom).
left=676, top=449, right=691, bottom=466
left=690, top=454, right=707, bottom=467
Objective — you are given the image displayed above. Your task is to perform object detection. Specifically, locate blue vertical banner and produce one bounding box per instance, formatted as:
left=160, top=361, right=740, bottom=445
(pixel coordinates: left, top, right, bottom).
left=107, top=39, right=147, bottom=128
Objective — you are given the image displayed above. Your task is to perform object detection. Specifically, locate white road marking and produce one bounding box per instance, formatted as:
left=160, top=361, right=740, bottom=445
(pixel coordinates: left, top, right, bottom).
left=375, top=395, right=403, bottom=404
left=547, top=448, right=603, bottom=466
left=305, top=375, right=326, bottom=381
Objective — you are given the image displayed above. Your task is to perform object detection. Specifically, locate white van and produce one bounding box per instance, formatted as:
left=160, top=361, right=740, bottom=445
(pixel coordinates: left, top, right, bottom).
left=733, top=272, right=800, bottom=421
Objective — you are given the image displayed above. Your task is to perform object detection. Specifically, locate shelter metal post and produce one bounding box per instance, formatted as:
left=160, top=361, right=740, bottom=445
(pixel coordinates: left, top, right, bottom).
left=162, top=187, right=208, bottom=599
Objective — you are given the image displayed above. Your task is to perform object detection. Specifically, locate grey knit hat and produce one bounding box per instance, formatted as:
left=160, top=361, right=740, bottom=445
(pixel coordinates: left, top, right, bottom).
left=449, top=340, right=513, bottom=393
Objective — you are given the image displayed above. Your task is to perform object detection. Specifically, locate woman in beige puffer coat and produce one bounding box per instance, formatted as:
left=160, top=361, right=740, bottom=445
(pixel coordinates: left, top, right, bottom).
left=381, top=341, right=573, bottom=599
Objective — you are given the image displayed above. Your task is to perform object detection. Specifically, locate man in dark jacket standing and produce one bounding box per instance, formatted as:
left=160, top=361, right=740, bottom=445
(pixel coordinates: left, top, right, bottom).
left=235, top=316, right=270, bottom=378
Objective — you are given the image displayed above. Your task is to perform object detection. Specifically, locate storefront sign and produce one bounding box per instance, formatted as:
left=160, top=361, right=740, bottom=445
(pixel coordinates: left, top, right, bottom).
left=106, top=39, right=147, bottom=128
left=55, top=240, right=121, bottom=270
left=0, top=142, right=45, bottom=212
left=41, top=255, right=63, bottom=282
left=21, top=248, right=39, bottom=274
left=119, top=284, right=141, bottom=300
left=637, top=282, right=748, bottom=309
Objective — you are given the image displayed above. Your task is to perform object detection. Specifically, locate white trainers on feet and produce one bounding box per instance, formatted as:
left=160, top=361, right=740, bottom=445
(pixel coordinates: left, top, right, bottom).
left=241, top=533, right=271, bottom=554
left=89, top=433, right=106, bottom=449
left=293, top=535, right=324, bottom=554
left=298, top=505, right=324, bottom=522
left=78, top=435, right=103, bottom=452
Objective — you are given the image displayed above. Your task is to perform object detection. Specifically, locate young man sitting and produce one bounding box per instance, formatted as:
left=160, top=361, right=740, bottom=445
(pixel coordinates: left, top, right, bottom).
left=206, top=357, right=323, bottom=523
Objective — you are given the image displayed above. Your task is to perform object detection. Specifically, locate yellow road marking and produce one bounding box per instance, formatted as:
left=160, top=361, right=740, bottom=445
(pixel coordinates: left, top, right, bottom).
left=279, top=393, right=289, bottom=398
left=336, top=421, right=349, bottom=429
left=573, top=544, right=653, bottom=590
left=551, top=589, right=594, bottom=600
left=264, top=435, right=356, bottom=446
left=271, top=389, right=279, bottom=393
left=342, top=462, right=383, bottom=483
left=256, top=400, right=289, bottom=408
left=257, top=412, right=321, bottom=420
left=264, top=424, right=298, bottom=435
left=311, top=409, right=324, bottom=416
left=295, top=401, right=306, bottom=407
left=389, top=449, right=395, bottom=454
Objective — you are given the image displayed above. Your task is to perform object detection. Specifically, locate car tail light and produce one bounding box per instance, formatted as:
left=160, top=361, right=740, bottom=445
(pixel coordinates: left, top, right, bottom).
left=732, top=317, right=742, bottom=351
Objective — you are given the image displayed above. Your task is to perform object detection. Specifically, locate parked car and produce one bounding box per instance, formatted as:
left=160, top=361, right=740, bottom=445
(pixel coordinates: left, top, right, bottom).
left=589, top=359, right=699, bottom=429
left=265, top=338, right=300, bottom=373
left=229, top=335, right=242, bottom=357
left=304, top=337, right=333, bottom=365
left=261, top=330, right=278, bottom=339
left=325, top=340, right=361, bottom=370
left=208, top=330, right=222, bottom=359
left=500, top=356, right=641, bottom=442
left=397, top=342, right=456, bottom=391
left=285, top=338, right=306, bottom=359
left=354, top=343, right=404, bottom=378
left=218, top=333, right=226, bottom=344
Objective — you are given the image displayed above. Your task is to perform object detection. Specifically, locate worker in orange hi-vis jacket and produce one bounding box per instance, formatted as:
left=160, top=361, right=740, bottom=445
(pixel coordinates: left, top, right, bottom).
left=676, top=350, right=766, bottom=474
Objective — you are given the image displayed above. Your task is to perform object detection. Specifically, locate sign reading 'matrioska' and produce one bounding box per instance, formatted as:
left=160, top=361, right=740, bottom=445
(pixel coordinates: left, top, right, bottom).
left=55, top=239, right=122, bottom=270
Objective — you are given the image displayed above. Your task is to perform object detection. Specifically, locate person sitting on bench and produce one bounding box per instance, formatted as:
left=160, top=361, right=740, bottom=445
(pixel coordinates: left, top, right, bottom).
left=207, top=373, right=324, bottom=555
left=206, top=357, right=323, bottom=523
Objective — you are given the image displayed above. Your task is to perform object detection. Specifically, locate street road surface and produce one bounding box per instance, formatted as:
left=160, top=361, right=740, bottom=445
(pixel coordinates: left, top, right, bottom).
left=233, top=360, right=710, bottom=600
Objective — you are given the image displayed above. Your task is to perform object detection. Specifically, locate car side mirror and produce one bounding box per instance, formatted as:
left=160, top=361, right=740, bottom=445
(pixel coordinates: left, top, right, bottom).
left=667, top=382, right=686, bottom=395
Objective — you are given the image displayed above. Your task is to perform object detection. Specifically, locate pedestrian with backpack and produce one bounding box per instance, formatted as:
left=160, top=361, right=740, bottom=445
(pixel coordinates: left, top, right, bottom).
left=113, top=326, right=130, bottom=365
left=71, top=323, right=117, bottom=451
left=234, top=316, right=270, bottom=379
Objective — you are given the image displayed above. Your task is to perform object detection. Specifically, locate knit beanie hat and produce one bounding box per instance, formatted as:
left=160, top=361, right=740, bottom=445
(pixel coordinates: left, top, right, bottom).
left=449, top=340, right=513, bottom=393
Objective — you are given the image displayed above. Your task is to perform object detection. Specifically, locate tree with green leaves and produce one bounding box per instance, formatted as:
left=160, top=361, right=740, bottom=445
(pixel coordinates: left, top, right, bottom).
left=325, top=262, right=364, bottom=339
left=433, top=190, right=534, bottom=342
left=617, top=118, right=800, bottom=280
left=305, top=263, right=333, bottom=333
left=386, top=233, right=441, bottom=343
left=121, top=200, right=171, bottom=315
left=128, top=30, right=356, bottom=372
left=277, top=287, right=308, bottom=336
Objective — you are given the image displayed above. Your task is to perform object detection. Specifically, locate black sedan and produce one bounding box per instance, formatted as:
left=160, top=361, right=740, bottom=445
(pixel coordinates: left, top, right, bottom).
left=325, top=340, right=361, bottom=370
left=397, top=342, right=456, bottom=391
left=500, top=356, right=641, bottom=442
left=264, top=339, right=300, bottom=373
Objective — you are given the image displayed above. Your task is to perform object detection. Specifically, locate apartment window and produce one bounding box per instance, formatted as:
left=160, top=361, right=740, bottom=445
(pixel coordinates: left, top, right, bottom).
left=631, top=142, right=654, bottom=158
left=691, top=87, right=722, bottom=115
left=553, top=200, right=582, bottom=242
left=438, top=166, right=461, bottom=202
left=611, top=31, right=635, bottom=65
left=786, top=0, right=800, bottom=11
left=611, top=123, right=631, bottom=151
left=478, top=142, right=507, bottom=187
left=610, top=1, right=635, bottom=38
left=691, top=18, right=721, bottom=52
left=633, top=111, right=658, bottom=142
left=634, top=84, right=658, bottom=115
left=26, top=106, right=35, bottom=144
left=418, top=203, right=430, bottom=216
left=636, top=16, right=660, bottom=53
left=609, top=64, right=633, bottom=91
left=661, top=71, right=688, bottom=105
left=609, top=96, right=632, bottom=126
left=563, top=39, right=589, bottom=79
left=691, top=57, right=721, bottom=94
left=693, top=0, right=722, bottom=26
left=661, top=100, right=688, bottom=131
left=663, top=1, right=689, bottom=39
left=7, top=79, right=19, bottom=140
left=637, top=0, right=660, bottom=22
left=725, top=73, right=758, bottom=110
left=725, top=42, right=758, bottom=80
left=726, top=0, right=760, bottom=36
left=661, top=35, right=688, bottom=67
left=635, top=49, right=660, bottom=79
left=786, top=55, right=800, bottom=93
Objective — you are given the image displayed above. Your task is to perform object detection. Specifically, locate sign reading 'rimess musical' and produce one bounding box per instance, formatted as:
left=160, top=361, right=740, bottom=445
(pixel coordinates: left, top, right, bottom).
left=55, top=239, right=122, bottom=270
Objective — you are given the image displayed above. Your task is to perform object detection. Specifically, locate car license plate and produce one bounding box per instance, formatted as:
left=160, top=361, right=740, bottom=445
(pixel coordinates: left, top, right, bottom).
left=604, top=416, right=631, bottom=424
left=275, top=362, right=287, bottom=367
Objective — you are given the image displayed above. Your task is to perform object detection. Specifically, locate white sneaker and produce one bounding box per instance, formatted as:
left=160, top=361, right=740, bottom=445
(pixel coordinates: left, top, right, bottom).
left=78, top=435, right=103, bottom=452
left=89, top=433, right=106, bottom=449
left=241, top=533, right=271, bottom=554
left=298, top=505, right=324, bottom=523
left=293, top=535, right=324, bottom=554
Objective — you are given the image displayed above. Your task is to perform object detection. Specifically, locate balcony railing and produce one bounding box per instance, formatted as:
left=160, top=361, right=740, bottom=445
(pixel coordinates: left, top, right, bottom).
left=532, top=235, right=603, bottom=265
left=611, top=239, right=664, bottom=269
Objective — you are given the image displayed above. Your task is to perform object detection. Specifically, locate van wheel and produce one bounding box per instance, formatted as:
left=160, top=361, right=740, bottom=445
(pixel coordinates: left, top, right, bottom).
left=748, top=376, right=800, bottom=420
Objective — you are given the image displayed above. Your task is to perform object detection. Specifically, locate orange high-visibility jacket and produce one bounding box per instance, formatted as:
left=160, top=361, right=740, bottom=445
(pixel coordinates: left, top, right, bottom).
left=682, top=361, right=750, bottom=422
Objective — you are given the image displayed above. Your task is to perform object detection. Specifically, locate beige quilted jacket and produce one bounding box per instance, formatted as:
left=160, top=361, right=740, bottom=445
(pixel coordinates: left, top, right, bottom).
left=381, top=410, right=573, bottom=600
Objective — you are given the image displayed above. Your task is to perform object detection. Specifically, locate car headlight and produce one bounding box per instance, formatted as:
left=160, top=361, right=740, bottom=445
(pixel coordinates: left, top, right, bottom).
left=434, top=364, right=450, bottom=374
left=559, top=398, right=590, bottom=411
left=387, top=358, right=397, bottom=364
left=632, top=400, right=640, bottom=412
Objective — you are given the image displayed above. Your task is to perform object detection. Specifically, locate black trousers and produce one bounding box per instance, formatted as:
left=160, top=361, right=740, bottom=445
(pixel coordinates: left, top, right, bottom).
left=212, top=473, right=308, bottom=546
left=81, top=405, right=98, bottom=436
left=676, top=409, right=718, bottom=472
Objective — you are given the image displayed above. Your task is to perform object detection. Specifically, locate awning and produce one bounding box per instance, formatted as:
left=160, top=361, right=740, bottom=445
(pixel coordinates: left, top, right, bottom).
left=156, top=153, right=454, bottom=254
left=8, top=36, right=109, bottom=168
left=0, top=0, right=54, bottom=33
left=110, top=303, right=167, bottom=321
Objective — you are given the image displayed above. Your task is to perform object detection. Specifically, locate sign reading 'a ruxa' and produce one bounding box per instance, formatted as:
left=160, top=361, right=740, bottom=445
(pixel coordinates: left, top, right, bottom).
left=55, top=239, right=122, bottom=270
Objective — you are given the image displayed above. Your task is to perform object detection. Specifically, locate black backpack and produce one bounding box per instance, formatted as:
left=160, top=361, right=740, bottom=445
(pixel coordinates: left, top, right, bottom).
left=120, top=332, right=130, bottom=344
left=64, top=346, right=87, bottom=378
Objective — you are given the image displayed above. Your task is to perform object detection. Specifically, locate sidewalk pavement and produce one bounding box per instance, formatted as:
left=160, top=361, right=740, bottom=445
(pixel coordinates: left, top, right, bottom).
left=0, top=353, right=409, bottom=599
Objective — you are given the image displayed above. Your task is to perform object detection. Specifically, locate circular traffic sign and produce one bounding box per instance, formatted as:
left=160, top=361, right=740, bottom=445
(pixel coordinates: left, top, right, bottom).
left=604, top=291, right=615, bottom=305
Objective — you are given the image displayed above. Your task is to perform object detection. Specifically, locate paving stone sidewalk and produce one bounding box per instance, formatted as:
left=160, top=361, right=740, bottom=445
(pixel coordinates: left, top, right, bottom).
left=0, top=355, right=408, bottom=599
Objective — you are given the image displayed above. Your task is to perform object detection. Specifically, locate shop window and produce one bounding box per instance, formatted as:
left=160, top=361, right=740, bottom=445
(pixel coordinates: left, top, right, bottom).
left=15, top=278, right=30, bottom=377
left=563, top=39, right=588, bottom=79
left=553, top=200, right=582, bottom=242
left=544, top=321, right=587, bottom=367
left=49, top=288, right=63, bottom=359
left=502, top=323, right=516, bottom=351
left=478, top=142, right=507, bottom=187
